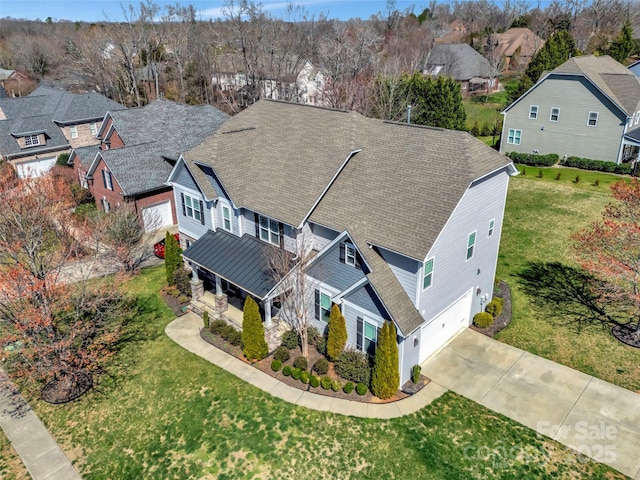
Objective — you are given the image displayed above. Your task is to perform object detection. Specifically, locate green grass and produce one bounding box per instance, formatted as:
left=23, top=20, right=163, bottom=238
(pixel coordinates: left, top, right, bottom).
left=496, top=169, right=640, bottom=392
left=1, top=266, right=621, bottom=479
left=0, top=434, right=28, bottom=480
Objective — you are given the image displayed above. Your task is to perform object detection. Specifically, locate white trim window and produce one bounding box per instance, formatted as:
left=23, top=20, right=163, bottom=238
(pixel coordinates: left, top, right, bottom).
left=102, top=198, right=110, bottom=212
left=635, top=112, right=640, bottom=125
left=488, top=219, right=495, bottom=237
left=259, top=215, right=280, bottom=245
left=103, top=169, right=113, bottom=191
left=423, top=258, right=434, bottom=289
left=466, top=231, right=477, bottom=261
left=315, top=290, right=332, bottom=323
left=529, top=105, right=538, bottom=119
left=90, top=123, right=98, bottom=136
left=222, top=205, right=232, bottom=231
left=364, top=320, right=378, bottom=355
left=70, top=126, right=78, bottom=139
left=587, top=111, right=598, bottom=127
left=24, top=134, right=40, bottom=146
left=550, top=107, right=560, bottom=122
left=184, top=194, right=202, bottom=222
left=507, top=129, right=521, bottom=145
left=345, top=243, right=357, bottom=266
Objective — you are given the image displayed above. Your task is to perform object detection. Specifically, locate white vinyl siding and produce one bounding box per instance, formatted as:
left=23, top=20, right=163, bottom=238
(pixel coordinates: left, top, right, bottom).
left=587, top=111, right=598, bottom=127
left=507, top=129, right=521, bottom=145
left=550, top=107, right=560, bottom=122
left=529, top=105, right=538, bottom=119
left=466, top=231, right=476, bottom=261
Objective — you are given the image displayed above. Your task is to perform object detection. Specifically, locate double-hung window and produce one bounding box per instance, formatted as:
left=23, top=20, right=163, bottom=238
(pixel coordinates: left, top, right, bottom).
left=90, top=123, right=98, bottom=136
left=259, top=215, right=280, bottom=245
left=466, top=232, right=476, bottom=261
left=550, top=107, right=560, bottom=122
left=423, top=258, right=434, bottom=289
left=488, top=219, right=495, bottom=237
left=529, top=105, right=538, bottom=119
left=70, top=126, right=78, bottom=139
left=364, top=321, right=377, bottom=355
left=315, top=290, right=331, bottom=323
left=345, top=243, right=357, bottom=266
left=507, top=129, right=521, bottom=145
left=222, top=206, right=232, bottom=231
left=587, top=112, right=598, bottom=127
left=102, top=198, right=110, bottom=212
left=184, top=194, right=202, bottom=222
left=103, top=170, right=113, bottom=191
left=24, top=134, right=40, bottom=146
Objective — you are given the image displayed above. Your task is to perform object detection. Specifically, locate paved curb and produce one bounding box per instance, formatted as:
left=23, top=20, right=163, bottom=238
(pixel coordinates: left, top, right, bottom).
left=165, top=312, right=447, bottom=418
left=0, top=370, right=82, bottom=480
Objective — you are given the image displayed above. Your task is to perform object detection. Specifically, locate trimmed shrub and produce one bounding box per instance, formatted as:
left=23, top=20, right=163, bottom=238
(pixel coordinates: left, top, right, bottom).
left=300, top=371, right=310, bottom=384
left=331, top=380, right=341, bottom=392
left=371, top=321, right=400, bottom=400
left=494, top=296, right=505, bottom=308
left=473, top=312, right=494, bottom=329
left=282, top=365, right=292, bottom=376
left=271, top=359, right=282, bottom=372
left=202, top=311, right=209, bottom=329
left=242, top=297, right=268, bottom=361
left=313, top=358, right=329, bottom=376
left=356, top=383, right=367, bottom=396
left=335, top=349, right=371, bottom=385
left=307, top=326, right=321, bottom=346
left=555, top=172, right=561, bottom=180
left=343, top=382, right=354, bottom=394
left=210, top=319, right=227, bottom=335
left=227, top=329, right=242, bottom=346
left=321, top=376, right=332, bottom=390
left=412, top=364, right=421, bottom=384
left=327, top=304, right=347, bottom=360
left=485, top=299, right=503, bottom=317
left=506, top=152, right=558, bottom=167
left=292, top=367, right=302, bottom=380
left=293, top=356, right=308, bottom=371
left=316, top=336, right=327, bottom=356
left=280, top=330, right=299, bottom=350
left=164, top=232, right=183, bottom=285
left=273, top=346, right=290, bottom=363
left=574, top=175, right=580, bottom=183
left=309, top=375, right=320, bottom=388
left=172, top=268, right=192, bottom=297
left=561, top=155, right=633, bottom=175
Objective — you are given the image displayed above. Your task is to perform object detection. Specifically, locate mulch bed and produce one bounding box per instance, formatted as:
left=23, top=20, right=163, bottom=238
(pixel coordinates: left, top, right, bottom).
left=41, top=371, right=93, bottom=404
left=160, top=290, right=190, bottom=317
left=612, top=324, right=640, bottom=348
left=470, top=280, right=512, bottom=337
left=200, top=326, right=429, bottom=403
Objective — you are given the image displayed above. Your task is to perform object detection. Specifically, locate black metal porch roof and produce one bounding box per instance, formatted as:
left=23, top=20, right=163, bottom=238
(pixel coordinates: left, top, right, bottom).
left=183, top=230, right=277, bottom=299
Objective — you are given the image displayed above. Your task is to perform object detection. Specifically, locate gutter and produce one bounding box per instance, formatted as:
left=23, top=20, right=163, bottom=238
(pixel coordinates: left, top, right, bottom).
left=4, top=145, right=69, bottom=160
left=52, top=117, right=103, bottom=126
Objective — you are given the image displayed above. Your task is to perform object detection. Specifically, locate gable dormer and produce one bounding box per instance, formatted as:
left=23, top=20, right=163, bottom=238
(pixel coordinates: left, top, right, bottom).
left=12, top=131, right=46, bottom=149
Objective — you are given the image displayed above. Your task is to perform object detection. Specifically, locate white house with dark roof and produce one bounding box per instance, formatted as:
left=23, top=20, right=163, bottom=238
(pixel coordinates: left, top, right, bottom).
left=0, top=85, right=125, bottom=178
left=167, top=99, right=516, bottom=385
left=501, top=55, right=640, bottom=164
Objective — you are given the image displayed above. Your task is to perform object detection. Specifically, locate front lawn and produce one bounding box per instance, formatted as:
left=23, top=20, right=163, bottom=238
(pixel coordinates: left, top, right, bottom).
left=496, top=168, right=640, bottom=392
left=1, top=266, right=620, bottom=478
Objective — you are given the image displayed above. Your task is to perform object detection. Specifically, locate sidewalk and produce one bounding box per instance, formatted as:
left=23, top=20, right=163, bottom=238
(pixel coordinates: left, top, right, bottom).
left=422, top=329, right=640, bottom=479
left=165, top=313, right=448, bottom=418
left=0, top=370, right=82, bottom=480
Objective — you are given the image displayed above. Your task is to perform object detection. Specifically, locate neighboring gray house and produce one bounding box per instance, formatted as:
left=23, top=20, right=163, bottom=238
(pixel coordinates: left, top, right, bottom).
left=0, top=85, right=125, bottom=178
left=424, top=43, right=500, bottom=96
left=629, top=59, right=640, bottom=77
left=501, top=55, right=640, bottom=164
left=167, top=100, right=516, bottom=385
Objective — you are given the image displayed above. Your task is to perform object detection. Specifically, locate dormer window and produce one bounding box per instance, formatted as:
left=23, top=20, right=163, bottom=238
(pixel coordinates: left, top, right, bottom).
left=339, top=241, right=361, bottom=268
left=24, top=134, right=40, bottom=146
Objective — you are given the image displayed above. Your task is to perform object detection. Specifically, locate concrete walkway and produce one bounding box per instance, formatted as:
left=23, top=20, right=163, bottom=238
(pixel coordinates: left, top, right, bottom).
left=422, top=329, right=640, bottom=479
left=166, top=313, right=448, bottom=418
left=0, top=370, right=82, bottom=480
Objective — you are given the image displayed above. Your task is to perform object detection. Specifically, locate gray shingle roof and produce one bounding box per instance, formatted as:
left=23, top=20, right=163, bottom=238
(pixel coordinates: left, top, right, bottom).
left=0, top=115, right=69, bottom=158
left=550, top=55, right=640, bottom=115
left=70, top=144, right=100, bottom=168
left=425, top=43, right=499, bottom=80
left=185, top=99, right=513, bottom=335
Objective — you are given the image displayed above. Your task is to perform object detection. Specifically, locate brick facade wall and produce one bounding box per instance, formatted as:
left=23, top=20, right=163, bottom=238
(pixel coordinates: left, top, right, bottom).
left=61, top=121, right=102, bottom=149
left=89, top=156, right=124, bottom=212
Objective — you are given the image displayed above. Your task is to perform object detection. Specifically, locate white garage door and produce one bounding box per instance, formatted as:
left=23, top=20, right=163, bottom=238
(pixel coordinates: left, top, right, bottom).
left=419, top=288, right=473, bottom=363
left=16, top=157, right=56, bottom=178
left=141, top=201, right=173, bottom=232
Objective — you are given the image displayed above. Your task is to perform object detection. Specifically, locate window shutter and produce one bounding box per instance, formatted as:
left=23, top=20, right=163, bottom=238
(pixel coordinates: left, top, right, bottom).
left=102, top=170, right=107, bottom=189
left=279, top=222, right=284, bottom=248
left=199, top=200, right=205, bottom=225
left=181, top=193, right=186, bottom=216
left=339, top=243, right=345, bottom=263
left=254, top=212, right=259, bottom=238
left=314, top=289, right=320, bottom=321
left=356, top=317, right=363, bottom=351
left=355, top=252, right=362, bottom=269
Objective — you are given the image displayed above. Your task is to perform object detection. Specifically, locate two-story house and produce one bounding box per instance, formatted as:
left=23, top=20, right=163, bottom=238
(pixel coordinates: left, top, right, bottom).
left=500, top=55, right=640, bottom=164
left=167, top=100, right=516, bottom=385
left=83, top=99, right=229, bottom=231
left=0, top=85, right=125, bottom=178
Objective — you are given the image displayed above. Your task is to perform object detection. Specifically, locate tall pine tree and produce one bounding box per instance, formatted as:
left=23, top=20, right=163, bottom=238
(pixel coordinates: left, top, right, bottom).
left=371, top=321, right=400, bottom=399
left=608, top=21, right=634, bottom=64
left=164, top=232, right=182, bottom=285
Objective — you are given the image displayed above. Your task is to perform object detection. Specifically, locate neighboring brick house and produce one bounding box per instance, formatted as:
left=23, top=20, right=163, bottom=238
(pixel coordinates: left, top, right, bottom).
left=0, top=85, right=125, bottom=178
left=501, top=55, right=640, bottom=164
left=84, top=100, right=229, bottom=231
left=167, top=100, right=517, bottom=385
left=424, top=43, right=500, bottom=96
left=484, top=28, right=545, bottom=72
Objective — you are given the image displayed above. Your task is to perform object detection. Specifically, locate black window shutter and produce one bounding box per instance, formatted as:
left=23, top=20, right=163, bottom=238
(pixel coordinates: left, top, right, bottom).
left=339, top=243, right=345, bottom=263
left=314, top=289, right=320, bottom=321
left=181, top=193, right=186, bottom=216
left=279, top=222, right=284, bottom=248
left=355, top=252, right=362, bottom=269
left=102, top=170, right=107, bottom=189
left=199, top=200, right=204, bottom=225
left=254, top=212, right=259, bottom=238
left=356, top=317, right=363, bottom=351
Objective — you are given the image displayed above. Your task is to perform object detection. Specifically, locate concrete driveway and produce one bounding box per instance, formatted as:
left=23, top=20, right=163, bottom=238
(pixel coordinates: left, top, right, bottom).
left=422, top=329, right=640, bottom=479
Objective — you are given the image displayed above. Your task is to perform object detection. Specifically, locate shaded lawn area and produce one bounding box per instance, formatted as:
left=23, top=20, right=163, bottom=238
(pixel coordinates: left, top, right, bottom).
left=0, top=433, right=29, bottom=480
left=1, top=266, right=617, bottom=479
left=496, top=168, right=640, bottom=392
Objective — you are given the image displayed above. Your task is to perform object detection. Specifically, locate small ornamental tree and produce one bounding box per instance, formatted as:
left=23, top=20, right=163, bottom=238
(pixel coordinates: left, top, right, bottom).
left=242, top=296, right=268, bottom=361
left=326, top=304, right=347, bottom=360
left=371, top=321, right=399, bottom=399
left=164, top=232, right=182, bottom=285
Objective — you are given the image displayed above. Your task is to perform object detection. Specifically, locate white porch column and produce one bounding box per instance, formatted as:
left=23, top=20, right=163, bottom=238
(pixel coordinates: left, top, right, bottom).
left=263, top=299, right=272, bottom=327
left=190, top=263, right=199, bottom=281
left=215, top=275, right=222, bottom=295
